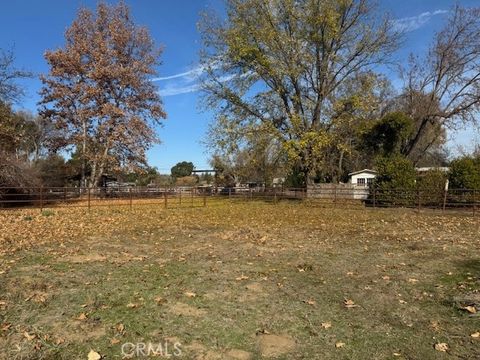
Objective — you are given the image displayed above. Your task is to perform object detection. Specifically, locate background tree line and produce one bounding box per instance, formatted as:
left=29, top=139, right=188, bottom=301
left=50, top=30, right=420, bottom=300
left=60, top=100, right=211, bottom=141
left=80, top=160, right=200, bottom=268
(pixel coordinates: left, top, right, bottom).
left=2, top=0, right=480, bottom=192
left=201, top=1, right=480, bottom=188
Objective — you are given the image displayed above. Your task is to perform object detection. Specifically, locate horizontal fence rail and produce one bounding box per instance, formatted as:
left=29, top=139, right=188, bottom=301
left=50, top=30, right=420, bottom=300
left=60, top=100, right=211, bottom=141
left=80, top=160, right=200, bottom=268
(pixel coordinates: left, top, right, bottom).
left=0, top=185, right=478, bottom=216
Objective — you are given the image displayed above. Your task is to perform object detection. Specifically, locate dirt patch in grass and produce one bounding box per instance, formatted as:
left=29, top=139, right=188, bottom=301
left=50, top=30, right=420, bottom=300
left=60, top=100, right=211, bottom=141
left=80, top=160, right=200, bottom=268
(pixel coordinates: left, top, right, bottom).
left=170, top=302, right=207, bottom=317
left=257, top=334, right=296, bottom=358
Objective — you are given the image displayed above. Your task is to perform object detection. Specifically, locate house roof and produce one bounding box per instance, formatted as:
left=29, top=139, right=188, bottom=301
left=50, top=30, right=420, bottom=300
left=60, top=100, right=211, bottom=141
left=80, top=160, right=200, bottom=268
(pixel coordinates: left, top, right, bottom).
left=348, top=169, right=378, bottom=176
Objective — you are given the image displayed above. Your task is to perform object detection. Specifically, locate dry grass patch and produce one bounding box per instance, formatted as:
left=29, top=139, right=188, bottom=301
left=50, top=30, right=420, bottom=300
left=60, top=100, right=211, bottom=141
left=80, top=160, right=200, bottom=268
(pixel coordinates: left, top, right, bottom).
left=0, top=201, right=479, bottom=359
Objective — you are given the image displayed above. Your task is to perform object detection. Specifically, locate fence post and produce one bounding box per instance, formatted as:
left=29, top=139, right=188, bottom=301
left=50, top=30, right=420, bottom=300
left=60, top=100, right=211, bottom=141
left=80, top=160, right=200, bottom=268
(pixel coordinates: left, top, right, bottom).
left=39, top=186, right=44, bottom=212
left=373, top=188, right=376, bottom=208
left=191, top=188, right=194, bottom=207
left=87, top=187, right=91, bottom=211
left=442, top=189, right=448, bottom=214
left=63, top=187, right=67, bottom=203
left=334, top=185, right=337, bottom=207
left=164, top=190, right=167, bottom=209
left=203, top=191, right=207, bottom=207
left=274, top=188, right=277, bottom=204
left=179, top=189, right=182, bottom=206
left=129, top=188, right=133, bottom=210
left=250, top=188, right=253, bottom=201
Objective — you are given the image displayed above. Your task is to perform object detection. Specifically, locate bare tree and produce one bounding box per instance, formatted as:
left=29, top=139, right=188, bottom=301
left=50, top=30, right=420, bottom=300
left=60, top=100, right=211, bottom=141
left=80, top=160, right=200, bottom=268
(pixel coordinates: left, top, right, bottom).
left=0, top=49, right=31, bottom=103
left=403, top=6, right=480, bottom=163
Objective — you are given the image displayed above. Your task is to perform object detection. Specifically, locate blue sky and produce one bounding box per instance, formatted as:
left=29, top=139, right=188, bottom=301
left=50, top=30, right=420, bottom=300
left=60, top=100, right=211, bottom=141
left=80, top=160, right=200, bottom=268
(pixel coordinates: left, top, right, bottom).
left=1, top=0, right=479, bottom=173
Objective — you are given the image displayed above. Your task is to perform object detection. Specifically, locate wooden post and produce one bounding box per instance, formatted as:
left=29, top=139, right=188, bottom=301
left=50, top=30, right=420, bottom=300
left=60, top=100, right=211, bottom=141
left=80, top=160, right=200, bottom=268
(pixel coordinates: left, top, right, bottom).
left=129, top=188, right=133, bottom=210
left=164, top=190, right=167, bottom=209
left=203, top=191, right=207, bottom=207
left=63, top=187, right=67, bottom=203
left=179, top=189, right=182, bottom=206
left=191, top=188, right=194, bottom=207
left=229, top=188, right=231, bottom=200
left=442, top=190, right=448, bottom=214
left=39, top=186, right=44, bottom=212
left=274, top=188, right=277, bottom=204
left=249, top=188, right=253, bottom=201
left=442, top=180, right=448, bottom=214
left=373, top=188, right=376, bottom=208
left=334, top=185, right=337, bottom=207
left=87, top=187, right=91, bottom=211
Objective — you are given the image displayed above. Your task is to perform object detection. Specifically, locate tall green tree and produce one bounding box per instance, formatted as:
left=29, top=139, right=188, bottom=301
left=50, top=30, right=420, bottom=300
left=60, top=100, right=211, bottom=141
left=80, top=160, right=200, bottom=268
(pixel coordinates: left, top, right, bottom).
left=361, top=112, right=413, bottom=158
left=39, top=1, right=166, bottom=187
left=199, top=0, right=399, bottom=185
left=171, top=161, right=194, bottom=178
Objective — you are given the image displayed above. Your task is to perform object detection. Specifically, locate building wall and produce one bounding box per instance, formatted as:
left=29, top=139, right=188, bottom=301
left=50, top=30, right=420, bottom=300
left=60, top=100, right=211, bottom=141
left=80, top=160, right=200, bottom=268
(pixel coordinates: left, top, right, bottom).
left=307, top=183, right=370, bottom=200
left=350, top=172, right=377, bottom=186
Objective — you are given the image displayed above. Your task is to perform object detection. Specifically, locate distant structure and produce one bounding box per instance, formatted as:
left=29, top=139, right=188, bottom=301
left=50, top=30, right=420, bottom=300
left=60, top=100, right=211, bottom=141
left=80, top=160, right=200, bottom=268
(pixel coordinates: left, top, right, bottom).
left=192, top=169, right=217, bottom=173
left=348, top=167, right=450, bottom=186
left=348, top=169, right=377, bottom=187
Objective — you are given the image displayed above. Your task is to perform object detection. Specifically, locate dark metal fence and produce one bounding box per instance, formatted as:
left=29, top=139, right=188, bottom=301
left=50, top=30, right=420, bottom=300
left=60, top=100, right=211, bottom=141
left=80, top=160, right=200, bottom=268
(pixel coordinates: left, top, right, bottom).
left=0, top=186, right=478, bottom=216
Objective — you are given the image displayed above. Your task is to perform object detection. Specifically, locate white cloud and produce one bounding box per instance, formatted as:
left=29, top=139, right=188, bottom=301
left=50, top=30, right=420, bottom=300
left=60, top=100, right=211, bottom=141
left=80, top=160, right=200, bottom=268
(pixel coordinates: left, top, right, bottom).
left=155, top=61, right=245, bottom=97
left=393, top=9, right=449, bottom=32
left=153, top=62, right=222, bottom=96
left=151, top=64, right=209, bottom=82
left=158, top=83, right=201, bottom=96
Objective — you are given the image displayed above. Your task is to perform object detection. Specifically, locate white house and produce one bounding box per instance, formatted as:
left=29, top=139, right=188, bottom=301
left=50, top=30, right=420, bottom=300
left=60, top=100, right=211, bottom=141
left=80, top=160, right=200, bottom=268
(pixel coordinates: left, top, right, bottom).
left=348, top=169, right=377, bottom=187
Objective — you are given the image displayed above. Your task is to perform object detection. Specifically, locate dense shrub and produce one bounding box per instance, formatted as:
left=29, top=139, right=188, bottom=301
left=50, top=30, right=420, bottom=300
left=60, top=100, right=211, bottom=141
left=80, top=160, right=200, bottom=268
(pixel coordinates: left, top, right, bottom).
left=417, top=169, right=448, bottom=205
left=449, top=156, right=480, bottom=189
left=373, top=155, right=416, bottom=206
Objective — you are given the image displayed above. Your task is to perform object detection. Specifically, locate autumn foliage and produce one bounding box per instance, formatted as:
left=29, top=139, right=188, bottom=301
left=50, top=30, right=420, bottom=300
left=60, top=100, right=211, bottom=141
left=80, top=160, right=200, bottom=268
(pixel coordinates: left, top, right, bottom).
left=39, top=1, right=166, bottom=187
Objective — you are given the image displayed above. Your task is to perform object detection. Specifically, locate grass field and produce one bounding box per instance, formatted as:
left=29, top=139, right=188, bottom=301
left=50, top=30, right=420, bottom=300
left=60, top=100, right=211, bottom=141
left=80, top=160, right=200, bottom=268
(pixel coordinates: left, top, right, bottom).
left=0, top=201, right=479, bottom=359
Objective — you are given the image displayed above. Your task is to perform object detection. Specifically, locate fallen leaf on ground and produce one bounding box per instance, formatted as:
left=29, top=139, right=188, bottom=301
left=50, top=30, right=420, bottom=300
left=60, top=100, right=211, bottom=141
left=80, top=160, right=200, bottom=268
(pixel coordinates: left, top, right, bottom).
left=126, top=303, right=138, bottom=309
left=235, top=275, right=249, bottom=281
left=303, top=299, right=316, bottom=305
left=344, top=299, right=358, bottom=308
left=23, top=331, right=36, bottom=341
left=87, top=350, right=102, bottom=360
left=462, top=306, right=476, bottom=314
left=471, top=332, right=480, bottom=338
left=408, top=278, right=419, bottom=283
left=434, top=343, right=448, bottom=352
left=154, top=296, right=167, bottom=304
left=76, top=313, right=87, bottom=320
left=111, top=338, right=120, bottom=344
left=335, top=342, right=345, bottom=348
left=321, top=322, right=332, bottom=329
left=184, top=291, right=196, bottom=298
left=116, top=323, right=125, bottom=334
